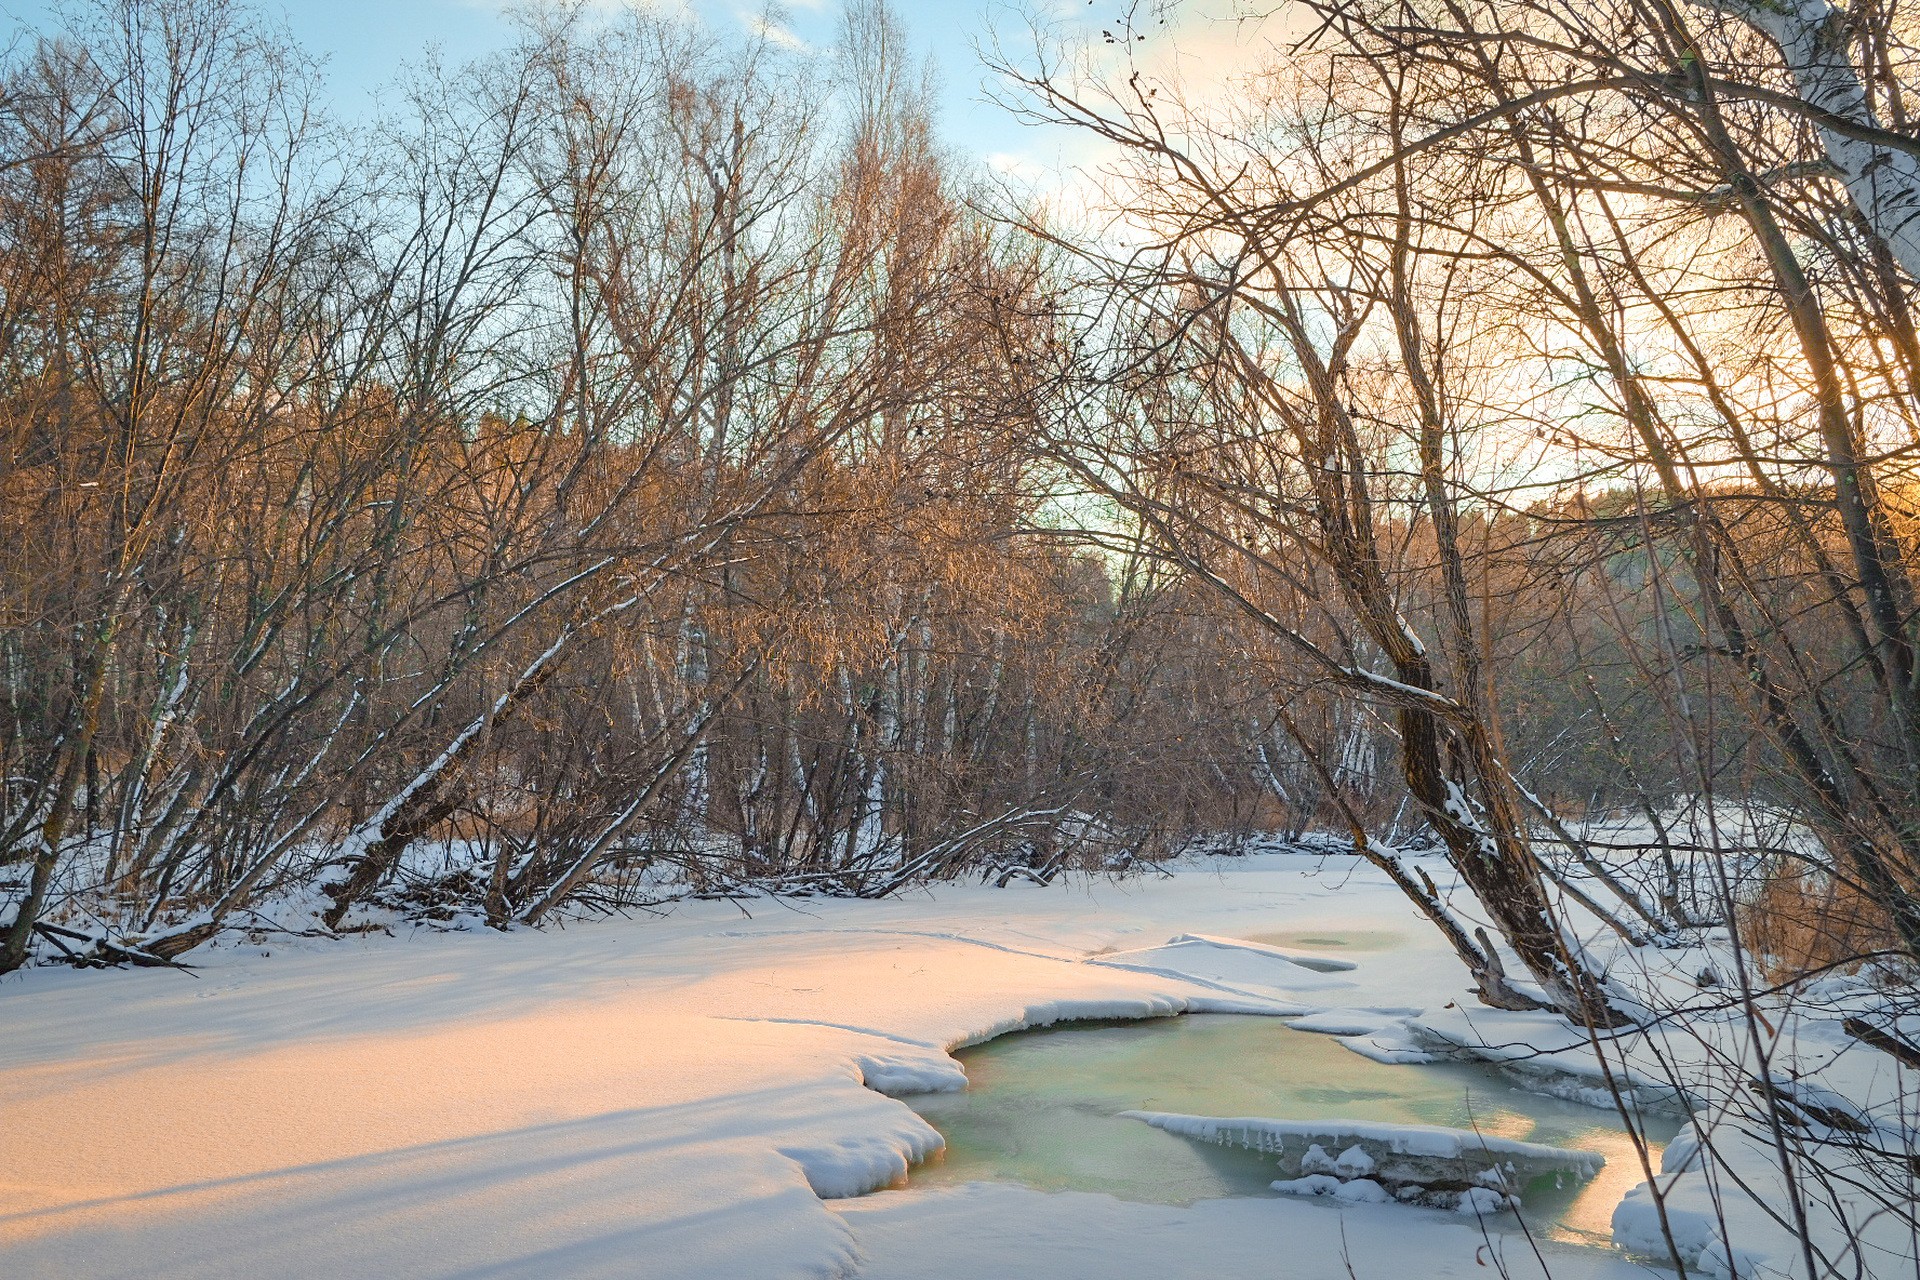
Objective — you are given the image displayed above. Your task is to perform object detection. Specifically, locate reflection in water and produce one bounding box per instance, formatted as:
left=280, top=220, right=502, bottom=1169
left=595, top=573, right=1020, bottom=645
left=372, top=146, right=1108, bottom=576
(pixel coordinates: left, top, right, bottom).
left=901, top=1015, right=1678, bottom=1248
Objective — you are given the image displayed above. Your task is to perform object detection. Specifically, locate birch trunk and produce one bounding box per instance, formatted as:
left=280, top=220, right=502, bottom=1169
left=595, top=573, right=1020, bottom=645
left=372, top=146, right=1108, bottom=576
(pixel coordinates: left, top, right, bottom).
left=1697, top=0, right=1920, bottom=277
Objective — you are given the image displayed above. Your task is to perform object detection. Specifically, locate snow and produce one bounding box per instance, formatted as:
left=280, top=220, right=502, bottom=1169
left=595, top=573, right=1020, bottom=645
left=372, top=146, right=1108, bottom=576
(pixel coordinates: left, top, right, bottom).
left=1166, top=932, right=1361, bottom=972
left=0, top=856, right=1393, bottom=1279
left=1272, top=1172, right=1395, bottom=1202
left=1336, top=1021, right=1441, bottom=1064
left=1333, top=1143, right=1377, bottom=1176
left=1289, top=1007, right=1417, bottom=1036
left=1455, top=1186, right=1514, bottom=1216
left=837, top=1182, right=1649, bottom=1279
left=1123, top=1111, right=1607, bottom=1171
left=0, top=850, right=1901, bottom=1278
left=1400, top=1003, right=1686, bottom=1108
left=1087, top=933, right=1360, bottom=1007
left=1122, top=1109, right=1604, bottom=1214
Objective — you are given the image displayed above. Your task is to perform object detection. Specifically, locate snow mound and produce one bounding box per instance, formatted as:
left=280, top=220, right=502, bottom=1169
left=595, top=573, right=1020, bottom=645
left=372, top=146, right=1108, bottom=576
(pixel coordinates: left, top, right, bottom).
left=780, top=1120, right=945, bottom=1199
left=1272, top=1172, right=1393, bottom=1203
left=945, top=991, right=1290, bottom=1055
left=1610, top=1129, right=1769, bottom=1278
left=1335, top=1021, right=1437, bottom=1064
left=857, top=1051, right=968, bottom=1095
left=1091, top=936, right=1356, bottom=1004
left=1172, top=933, right=1360, bottom=972
left=1405, top=1005, right=1688, bottom=1112
left=1288, top=1008, right=1417, bottom=1037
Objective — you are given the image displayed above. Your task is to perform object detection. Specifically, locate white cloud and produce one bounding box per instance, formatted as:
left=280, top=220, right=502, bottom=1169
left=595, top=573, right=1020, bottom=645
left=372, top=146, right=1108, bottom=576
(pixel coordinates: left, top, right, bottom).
left=984, top=150, right=1047, bottom=181
left=741, top=11, right=810, bottom=50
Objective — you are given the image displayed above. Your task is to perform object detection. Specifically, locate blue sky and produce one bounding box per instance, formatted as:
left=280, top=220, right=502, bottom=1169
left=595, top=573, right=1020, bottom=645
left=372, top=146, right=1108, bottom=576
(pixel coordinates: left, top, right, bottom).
left=2, top=0, right=1095, bottom=178
left=3, top=0, right=1285, bottom=213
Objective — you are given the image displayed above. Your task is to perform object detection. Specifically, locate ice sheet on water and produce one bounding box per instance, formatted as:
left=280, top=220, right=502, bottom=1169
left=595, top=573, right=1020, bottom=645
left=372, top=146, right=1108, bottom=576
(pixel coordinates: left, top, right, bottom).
left=1125, top=1110, right=1606, bottom=1172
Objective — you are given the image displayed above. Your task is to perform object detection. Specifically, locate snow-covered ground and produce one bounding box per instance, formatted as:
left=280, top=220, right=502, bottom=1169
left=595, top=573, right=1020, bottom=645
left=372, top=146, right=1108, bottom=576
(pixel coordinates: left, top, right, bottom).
left=0, top=852, right=1901, bottom=1278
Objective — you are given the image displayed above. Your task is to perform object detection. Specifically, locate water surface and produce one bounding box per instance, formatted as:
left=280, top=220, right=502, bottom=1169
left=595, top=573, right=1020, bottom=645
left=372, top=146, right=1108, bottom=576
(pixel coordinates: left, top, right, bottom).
left=903, top=1013, right=1677, bottom=1246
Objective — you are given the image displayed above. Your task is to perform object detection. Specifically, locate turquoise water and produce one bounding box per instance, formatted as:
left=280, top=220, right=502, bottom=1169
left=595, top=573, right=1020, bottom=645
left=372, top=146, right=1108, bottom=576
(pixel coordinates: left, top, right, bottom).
left=901, top=1013, right=1678, bottom=1245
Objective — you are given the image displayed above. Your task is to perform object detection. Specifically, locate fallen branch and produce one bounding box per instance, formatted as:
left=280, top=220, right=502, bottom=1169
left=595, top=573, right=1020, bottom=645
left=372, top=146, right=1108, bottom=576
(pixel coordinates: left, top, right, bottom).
left=1843, top=1017, right=1920, bottom=1070
left=33, top=921, right=199, bottom=973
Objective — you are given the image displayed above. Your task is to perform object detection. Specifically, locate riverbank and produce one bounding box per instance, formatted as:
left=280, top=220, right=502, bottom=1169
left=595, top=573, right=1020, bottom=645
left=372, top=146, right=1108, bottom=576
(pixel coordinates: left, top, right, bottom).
left=0, top=851, right=1871, bottom=1278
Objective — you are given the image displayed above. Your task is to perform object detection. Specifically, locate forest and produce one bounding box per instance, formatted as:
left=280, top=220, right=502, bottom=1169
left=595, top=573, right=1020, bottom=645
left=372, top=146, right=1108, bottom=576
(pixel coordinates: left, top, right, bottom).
left=3, top=0, right=1911, bottom=977
left=4, top=0, right=1920, bottom=1274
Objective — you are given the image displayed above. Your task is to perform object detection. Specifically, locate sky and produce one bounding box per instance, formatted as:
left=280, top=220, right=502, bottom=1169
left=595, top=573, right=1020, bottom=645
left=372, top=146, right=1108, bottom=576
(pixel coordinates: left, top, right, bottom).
left=1, top=1, right=1280, bottom=199
left=1, top=1, right=1089, bottom=182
